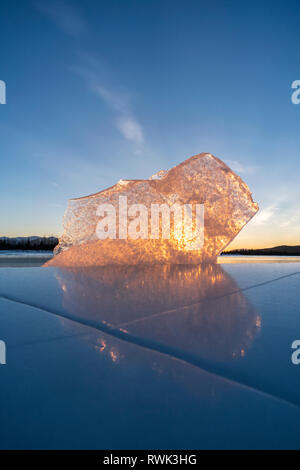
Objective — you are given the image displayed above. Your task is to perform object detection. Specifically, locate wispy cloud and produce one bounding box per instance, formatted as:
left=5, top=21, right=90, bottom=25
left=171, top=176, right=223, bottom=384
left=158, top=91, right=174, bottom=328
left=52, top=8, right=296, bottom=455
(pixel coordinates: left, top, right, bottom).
left=35, top=0, right=86, bottom=36
left=280, top=216, right=299, bottom=228
left=36, top=5, right=145, bottom=149
left=279, top=202, right=300, bottom=228
left=116, top=117, right=144, bottom=145
left=75, top=60, right=145, bottom=149
left=251, top=205, right=278, bottom=225
left=92, top=85, right=129, bottom=113
left=225, top=159, right=258, bottom=175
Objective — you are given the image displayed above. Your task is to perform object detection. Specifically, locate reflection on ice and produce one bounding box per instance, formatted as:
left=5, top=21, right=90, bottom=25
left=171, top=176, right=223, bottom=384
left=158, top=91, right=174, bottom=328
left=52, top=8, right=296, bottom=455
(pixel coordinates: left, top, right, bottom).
left=56, top=264, right=260, bottom=362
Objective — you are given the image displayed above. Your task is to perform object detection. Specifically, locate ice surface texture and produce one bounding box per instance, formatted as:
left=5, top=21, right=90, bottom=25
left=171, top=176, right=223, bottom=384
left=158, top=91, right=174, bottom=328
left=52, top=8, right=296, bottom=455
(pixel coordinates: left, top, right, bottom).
left=46, top=153, right=258, bottom=267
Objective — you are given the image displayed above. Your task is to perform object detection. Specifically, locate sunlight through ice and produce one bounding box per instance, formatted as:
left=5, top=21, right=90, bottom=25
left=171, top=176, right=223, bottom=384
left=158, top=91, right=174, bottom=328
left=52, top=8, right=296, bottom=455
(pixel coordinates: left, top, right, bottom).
left=46, top=153, right=258, bottom=267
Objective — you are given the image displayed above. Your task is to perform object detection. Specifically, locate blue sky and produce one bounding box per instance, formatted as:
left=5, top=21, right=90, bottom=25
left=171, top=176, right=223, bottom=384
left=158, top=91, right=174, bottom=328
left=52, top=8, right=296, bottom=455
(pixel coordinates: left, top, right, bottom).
left=1, top=0, right=300, bottom=248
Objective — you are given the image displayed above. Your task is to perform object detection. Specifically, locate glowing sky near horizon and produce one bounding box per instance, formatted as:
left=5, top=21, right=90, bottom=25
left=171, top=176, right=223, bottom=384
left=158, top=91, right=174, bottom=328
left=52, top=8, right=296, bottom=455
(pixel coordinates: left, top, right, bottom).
left=1, top=0, right=300, bottom=249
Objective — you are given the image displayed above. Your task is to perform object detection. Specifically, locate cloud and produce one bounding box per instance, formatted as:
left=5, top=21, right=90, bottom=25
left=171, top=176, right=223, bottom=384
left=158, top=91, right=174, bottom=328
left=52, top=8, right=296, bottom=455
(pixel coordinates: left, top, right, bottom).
left=116, top=117, right=144, bottom=145
left=225, top=159, right=258, bottom=175
left=75, top=61, right=145, bottom=148
left=35, top=0, right=86, bottom=36
left=279, top=209, right=300, bottom=228
left=92, top=82, right=145, bottom=147
left=92, top=85, right=128, bottom=113
left=280, top=218, right=296, bottom=228
left=251, top=205, right=278, bottom=225
left=34, top=3, right=145, bottom=149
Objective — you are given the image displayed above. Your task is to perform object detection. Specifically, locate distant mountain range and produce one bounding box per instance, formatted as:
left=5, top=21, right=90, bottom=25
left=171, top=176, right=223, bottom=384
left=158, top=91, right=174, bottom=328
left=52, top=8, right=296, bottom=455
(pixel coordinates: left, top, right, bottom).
left=223, top=245, right=300, bottom=256
left=0, top=237, right=300, bottom=255
left=0, top=236, right=58, bottom=251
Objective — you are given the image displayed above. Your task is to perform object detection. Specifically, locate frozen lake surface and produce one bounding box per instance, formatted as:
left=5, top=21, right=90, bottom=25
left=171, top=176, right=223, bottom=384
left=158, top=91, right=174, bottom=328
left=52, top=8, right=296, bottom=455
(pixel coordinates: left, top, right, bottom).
left=0, top=250, right=53, bottom=257
left=0, top=250, right=53, bottom=267
left=0, top=259, right=300, bottom=449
